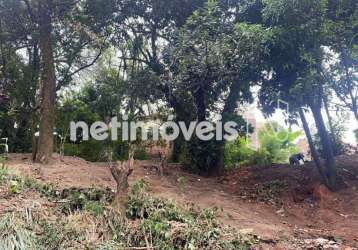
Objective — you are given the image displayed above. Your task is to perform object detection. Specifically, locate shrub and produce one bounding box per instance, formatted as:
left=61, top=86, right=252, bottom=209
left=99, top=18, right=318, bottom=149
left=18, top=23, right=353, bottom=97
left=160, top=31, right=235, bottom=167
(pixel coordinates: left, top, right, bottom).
left=60, top=188, right=113, bottom=215
left=64, top=140, right=107, bottom=162
left=224, top=123, right=302, bottom=168
left=251, top=149, right=273, bottom=166
left=104, top=180, right=254, bottom=249
left=0, top=172, right=256, bottom=249
left=178, top=143, right=191, bottom=167
left=258, top=122, right=301, bottom=163
left=187, top=138, right=219, bottom=174
left=84, top=201, right=105, bottom=216
left=36, top=219, right=81, bottom=249
left=224, top=137, right=256, bottom=169
left=64, top=140, right=128, bottom=162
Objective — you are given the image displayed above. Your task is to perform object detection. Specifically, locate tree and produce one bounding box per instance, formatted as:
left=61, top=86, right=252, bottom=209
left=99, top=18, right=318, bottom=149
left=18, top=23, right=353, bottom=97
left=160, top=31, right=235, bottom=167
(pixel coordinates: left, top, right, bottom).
left=84, top=0, right=270, bottom=174
left=0, top=0, right=106, bottom=162
left=167, top=1, right=271, bottom=175
left=326, top=0, right=358, bottom=122
left=299, top=108, right=327, bottom=184
left=0, top=0, right=40, bottom=154
left=36, top=0, right=57, bottom=163
left=82, top=0, right=221, bottom=163
left=259, top=0, right=338, bottom=189
left=108, top=150, right=134, bottom=216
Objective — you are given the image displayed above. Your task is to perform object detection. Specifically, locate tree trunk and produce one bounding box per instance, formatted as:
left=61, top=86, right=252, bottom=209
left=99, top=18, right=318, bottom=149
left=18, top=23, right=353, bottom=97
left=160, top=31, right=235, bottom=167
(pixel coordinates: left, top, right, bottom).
left=171, top=118, right=186, bottom=163
left=171, top=138, right=182, bottom=163
left=30, top=43, right=40, bottom=162
left=210, top=141, right=225, bottom=176
left=299, top=108, right=327, bottom=185
left=36, top=0, right=56, bottom=164
left=309, top=103, right=337, bottom=190
left=323, top=95, right=334, bottom=134
left=31, top=115, right=39, bottom=161
left=210, top=83, right=241, bottom=176
left=108, top=150, right=134, bottom=215
left=158, top=149, right=166, bottom=176
left=192, top=85, right=206, bottom=122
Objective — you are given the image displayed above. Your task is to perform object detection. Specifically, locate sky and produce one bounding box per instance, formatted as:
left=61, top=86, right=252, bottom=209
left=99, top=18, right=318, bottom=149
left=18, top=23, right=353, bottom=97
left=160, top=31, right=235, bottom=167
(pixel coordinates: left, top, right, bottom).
left=246, top=102, right=357, bottom=145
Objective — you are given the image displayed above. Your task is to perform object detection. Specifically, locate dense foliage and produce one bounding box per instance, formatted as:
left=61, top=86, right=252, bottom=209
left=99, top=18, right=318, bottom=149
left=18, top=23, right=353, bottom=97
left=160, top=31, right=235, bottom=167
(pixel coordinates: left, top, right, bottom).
left=0, top=0, right=357, bottom=188
left=224, top=137, right=257, bottom=169
left=224, top=122, right=302, bottom=168
left=258, top=122, right=302, bottom=164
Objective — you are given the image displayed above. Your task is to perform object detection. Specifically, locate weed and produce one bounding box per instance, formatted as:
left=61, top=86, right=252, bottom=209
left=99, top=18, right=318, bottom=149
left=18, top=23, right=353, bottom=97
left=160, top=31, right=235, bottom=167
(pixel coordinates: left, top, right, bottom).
left=60, top=187, right=114, bottom=214
left=9, top=180, right=19, bottom=194
left=0, top=165, right=9, bottom=185
left=85, top=201, right=105, bottom=216
left=36, top=220, right=80, bottom=250
left=0, top=175, right=257, bottom=249
left=0, top=214, right=37, bottom=250
left=112, top=180, right=253, bottom=249
left=177, top=176, right=187, bottom=193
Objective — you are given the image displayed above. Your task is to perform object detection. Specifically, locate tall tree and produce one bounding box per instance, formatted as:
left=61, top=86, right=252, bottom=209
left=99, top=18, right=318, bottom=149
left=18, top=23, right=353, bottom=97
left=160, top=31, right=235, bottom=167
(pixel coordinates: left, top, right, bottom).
left=259, top=0, right=338, bottom=189
left=168, top=1, right=270, bottom=174
left=36, top=0, right=57, bottom=163
left=326, top=0, right=358, bottom=122
left=0, top=0, right=106, bottom=161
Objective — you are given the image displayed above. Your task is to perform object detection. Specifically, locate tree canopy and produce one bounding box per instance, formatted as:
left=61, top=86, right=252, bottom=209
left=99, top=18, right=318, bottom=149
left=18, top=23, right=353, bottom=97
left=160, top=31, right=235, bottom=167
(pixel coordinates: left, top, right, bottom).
left=0, top=0, right=357, bottom=190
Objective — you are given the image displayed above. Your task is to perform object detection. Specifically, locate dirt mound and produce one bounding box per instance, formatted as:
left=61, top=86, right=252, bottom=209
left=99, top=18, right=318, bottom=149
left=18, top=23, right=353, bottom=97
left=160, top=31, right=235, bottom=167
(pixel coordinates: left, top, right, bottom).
left=221, top=155, right=358, bottom=247
left=4, top=153, right=358, bottom=248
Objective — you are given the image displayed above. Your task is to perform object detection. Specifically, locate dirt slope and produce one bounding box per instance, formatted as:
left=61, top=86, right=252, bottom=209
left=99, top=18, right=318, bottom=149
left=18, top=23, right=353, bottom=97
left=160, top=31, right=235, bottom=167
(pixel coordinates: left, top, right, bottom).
left=4, top=153, right=358, bottom=249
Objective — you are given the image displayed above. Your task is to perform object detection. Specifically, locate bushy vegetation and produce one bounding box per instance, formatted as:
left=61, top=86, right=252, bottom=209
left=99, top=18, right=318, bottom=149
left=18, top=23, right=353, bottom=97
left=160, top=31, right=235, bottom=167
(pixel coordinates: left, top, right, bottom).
left=258, top=123, right=302, bottom=164
left=224, top=123, right=302, bottom=168
left=64, top=140, right=129, bottom=162
left=0, top=171, right=256, bottom=249
left=0, top=0, right=356, bottom=189
left=224, top=138, right=272, bottom=168
left=225, top=138, right=255, bottom=169
left=108, top=180, right=255, bottom=249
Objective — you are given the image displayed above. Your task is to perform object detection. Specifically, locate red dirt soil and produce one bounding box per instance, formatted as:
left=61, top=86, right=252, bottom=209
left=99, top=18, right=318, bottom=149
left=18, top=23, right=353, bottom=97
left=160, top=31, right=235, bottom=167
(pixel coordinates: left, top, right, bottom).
left=4, top=153, right=358, bottom=249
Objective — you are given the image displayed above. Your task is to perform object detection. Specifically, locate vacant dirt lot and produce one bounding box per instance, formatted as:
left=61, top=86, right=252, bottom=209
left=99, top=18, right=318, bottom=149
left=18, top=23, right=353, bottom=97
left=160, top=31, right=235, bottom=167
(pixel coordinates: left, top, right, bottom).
left=3, top=154, right=358, bottom=249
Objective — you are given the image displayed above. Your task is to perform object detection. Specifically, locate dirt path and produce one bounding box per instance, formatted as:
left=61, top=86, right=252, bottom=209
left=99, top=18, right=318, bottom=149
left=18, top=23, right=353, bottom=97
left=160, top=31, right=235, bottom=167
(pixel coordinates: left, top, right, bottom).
left=5, top=154, right=358, bottom=248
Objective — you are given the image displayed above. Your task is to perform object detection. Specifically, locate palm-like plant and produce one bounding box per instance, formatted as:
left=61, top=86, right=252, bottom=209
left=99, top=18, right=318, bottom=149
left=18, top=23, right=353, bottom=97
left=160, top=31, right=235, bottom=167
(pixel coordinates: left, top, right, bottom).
left=258, top=122, right=302, bottom=163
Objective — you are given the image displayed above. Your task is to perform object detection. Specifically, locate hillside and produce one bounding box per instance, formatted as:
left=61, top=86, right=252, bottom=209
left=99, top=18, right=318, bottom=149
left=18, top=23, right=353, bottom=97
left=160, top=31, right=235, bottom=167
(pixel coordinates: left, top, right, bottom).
left=1, top=154, right=357, bottom=249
